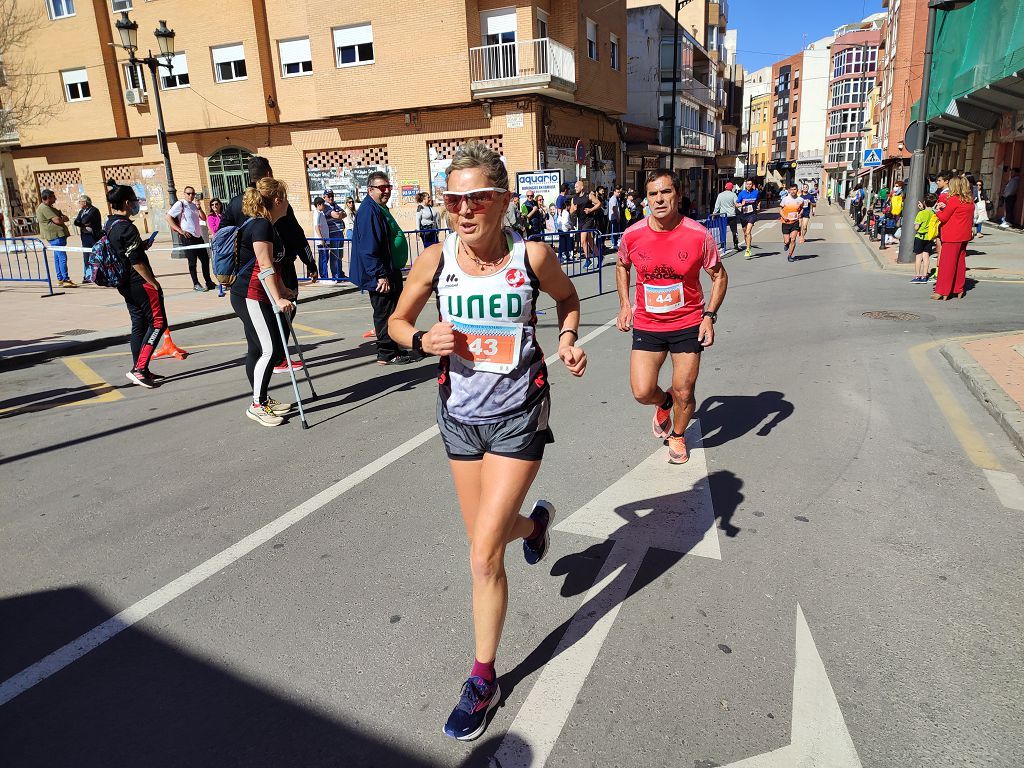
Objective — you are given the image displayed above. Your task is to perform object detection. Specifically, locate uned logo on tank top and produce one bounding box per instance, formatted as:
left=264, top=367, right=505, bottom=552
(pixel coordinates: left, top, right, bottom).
left=505, top=269, right=526, bottom=288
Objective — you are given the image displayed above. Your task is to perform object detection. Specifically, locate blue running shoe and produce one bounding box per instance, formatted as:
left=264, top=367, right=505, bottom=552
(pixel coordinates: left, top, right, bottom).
left=443, top=676, right=501, bottom=741
left=523, top=500, right=555, bottom=565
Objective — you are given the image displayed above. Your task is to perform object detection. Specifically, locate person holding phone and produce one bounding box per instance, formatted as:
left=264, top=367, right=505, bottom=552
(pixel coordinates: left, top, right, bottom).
left=104, top=180, right=167, bottom=389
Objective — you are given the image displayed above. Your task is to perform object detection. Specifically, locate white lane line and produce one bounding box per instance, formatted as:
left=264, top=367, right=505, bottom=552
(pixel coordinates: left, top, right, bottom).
left=0, top=315, right=619, bottom=707
left=753, top=222, right=774, bottom=236
left=983, top=469, right=1024, bottom=511
left=495, top=420, right=717, bottom=767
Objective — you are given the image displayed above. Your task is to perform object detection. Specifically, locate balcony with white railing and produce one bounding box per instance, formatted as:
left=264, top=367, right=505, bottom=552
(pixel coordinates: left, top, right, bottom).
left=679, top=80, right=715, bottom=109
left=469, top=38, right=576, bottom=99
left=660, top=127, right=716, bottom=156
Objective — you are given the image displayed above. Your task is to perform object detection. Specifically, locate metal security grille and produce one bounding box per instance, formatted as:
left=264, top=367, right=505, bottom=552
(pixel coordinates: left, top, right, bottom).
left=305, top=146, right=389, bottom=171
left=426, top=136, right=503, bottom=161
left=207, top=148, right=253, bottom=200
left=34, top=168, right=83, bottom=217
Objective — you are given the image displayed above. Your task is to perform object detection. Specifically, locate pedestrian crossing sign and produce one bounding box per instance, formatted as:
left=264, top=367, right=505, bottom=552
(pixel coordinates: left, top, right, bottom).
left=862, top=148, right=883, bottom=167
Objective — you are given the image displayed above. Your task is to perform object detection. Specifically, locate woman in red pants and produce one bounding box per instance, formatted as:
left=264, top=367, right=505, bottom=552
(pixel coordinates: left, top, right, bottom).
left=933, top=175, right=975, bottom=300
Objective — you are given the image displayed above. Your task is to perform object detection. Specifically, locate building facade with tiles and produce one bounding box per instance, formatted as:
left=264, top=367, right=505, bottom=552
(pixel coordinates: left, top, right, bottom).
left=3, top=0, right=627, bottom=234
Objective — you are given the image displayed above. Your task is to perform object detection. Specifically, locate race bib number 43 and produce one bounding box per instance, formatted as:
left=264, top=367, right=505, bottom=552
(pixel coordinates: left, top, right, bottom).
left=643, top=282, right=684, bottom=314
left=452, top=319, right=522, bottom=374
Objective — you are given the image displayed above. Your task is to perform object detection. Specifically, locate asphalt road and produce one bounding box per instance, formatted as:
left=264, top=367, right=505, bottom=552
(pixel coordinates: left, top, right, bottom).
left=1, top=208, right=1022, bottom=767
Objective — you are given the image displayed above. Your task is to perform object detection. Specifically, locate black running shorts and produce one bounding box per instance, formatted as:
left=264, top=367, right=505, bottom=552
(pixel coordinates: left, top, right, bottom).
left=437, top=396, right=554, bottom=462
left=738, top=213, right=757, bottom=227
left=913, top=237, right=935, bottom=255
left=781, top=222, right=801, bottom=235
left=631, top=324, right=703, bottom=355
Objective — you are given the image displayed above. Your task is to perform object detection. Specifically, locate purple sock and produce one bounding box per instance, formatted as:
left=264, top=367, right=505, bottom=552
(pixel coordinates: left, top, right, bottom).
left=471, top=659, right=496, bottom=683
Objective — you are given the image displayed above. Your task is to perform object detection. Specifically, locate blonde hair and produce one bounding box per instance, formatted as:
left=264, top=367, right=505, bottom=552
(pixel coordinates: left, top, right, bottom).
left=446, top=140, right=509, bottom=190
left=947, top=175, right=973, bottom=204
left=242, top=177, right=288, bottom=220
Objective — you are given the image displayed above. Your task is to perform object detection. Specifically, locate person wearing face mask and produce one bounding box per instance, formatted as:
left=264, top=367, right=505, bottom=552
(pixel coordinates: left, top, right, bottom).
left=104, top=180, right=166, bottom=389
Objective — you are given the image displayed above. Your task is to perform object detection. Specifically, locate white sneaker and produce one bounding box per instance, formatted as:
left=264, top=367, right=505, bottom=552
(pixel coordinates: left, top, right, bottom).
left=246, top=402, right=284, bottom=427
left=1000, top=221, right=1010, bottom=229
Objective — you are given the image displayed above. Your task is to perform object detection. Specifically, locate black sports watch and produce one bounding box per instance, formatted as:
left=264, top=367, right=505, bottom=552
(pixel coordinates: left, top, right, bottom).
left=412, top=330, right=426, bottom=354
left=702, top=310, right=717, bottom=323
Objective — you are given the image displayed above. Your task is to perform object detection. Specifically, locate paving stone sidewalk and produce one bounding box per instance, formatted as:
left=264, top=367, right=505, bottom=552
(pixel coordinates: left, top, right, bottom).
left=942, top=331, right=1024, bottom=456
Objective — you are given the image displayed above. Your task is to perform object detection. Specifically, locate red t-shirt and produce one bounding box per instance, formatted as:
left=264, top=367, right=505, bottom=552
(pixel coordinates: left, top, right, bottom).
left=618, top=216, right=720, bottom=332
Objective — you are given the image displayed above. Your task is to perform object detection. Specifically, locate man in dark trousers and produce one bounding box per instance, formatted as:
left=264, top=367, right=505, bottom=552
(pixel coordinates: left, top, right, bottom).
left=221, top=155, right=318, bottom=372
left=350, top=171, right=413, bottom=365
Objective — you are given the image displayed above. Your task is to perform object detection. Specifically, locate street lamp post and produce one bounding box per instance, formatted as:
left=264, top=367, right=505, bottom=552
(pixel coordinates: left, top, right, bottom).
left=897, top=0, right=976, bottom=264
left=114, top=12, right=179, bottom=206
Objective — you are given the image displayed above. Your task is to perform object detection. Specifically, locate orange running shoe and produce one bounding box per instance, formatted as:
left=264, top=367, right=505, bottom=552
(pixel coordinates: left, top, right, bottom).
left=652, top=393, right=673, bottom=439
left=667, top=435, right=689, bottom=464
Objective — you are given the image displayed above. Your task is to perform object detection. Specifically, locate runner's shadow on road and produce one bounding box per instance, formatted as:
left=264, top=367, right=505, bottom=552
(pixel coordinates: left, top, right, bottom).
left=499, top=470, right=745, bottom=703
left=0, top=587, right=449, bottom=768
left=694, top=391, right=794, bottom=449
left=792, top=254, right=819, bottom=261
left=300, top=360, right=437, bottom=425
left=752, top=251, right=780, bottom=258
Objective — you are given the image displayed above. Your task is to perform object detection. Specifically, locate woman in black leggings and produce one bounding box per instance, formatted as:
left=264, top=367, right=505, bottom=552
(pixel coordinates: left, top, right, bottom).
left=104, top=181, right=165, bottom=389
left=229, top=177, right=297, bottom=427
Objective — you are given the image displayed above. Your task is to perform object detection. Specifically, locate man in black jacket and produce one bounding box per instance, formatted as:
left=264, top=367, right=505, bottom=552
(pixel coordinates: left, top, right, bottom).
left=73, top=194, right=103, bottom=282
left=221, top=155, right=318, bottom=372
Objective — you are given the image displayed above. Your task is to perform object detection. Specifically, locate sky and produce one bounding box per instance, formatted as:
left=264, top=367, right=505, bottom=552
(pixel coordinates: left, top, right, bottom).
left=729, top=0, right=883, bottom=73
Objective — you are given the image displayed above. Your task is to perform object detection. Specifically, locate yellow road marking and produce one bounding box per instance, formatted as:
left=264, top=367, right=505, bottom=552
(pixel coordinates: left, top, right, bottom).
left=909, top=339, right=1003, bottom=471
left=79, top=335, right=320, bottom=359
left=61, top=357, right=125, bottom=407
left=291, top=322, right=334, bottom=337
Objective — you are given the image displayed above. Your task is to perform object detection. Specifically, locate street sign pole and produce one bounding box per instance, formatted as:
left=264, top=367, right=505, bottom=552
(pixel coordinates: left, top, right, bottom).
left=898, top=4, right=939, bottom=264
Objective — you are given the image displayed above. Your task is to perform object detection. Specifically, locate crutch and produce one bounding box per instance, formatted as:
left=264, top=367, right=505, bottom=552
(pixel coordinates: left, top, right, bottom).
left=284, top=298, right=318, bottom=400
left=258, top=268, right=309, bottom=429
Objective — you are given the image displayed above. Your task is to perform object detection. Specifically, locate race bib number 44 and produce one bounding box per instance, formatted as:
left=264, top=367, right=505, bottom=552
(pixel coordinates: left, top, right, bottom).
left=452, top=319, right=522, bottom=374
left=643, top=282, right=684, bottom=314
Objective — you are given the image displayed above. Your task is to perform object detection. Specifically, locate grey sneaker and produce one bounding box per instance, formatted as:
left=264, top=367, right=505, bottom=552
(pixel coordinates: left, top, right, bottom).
left=246, top=402, right=284, bottom=427
left=523, top=500, right=555, bottom=565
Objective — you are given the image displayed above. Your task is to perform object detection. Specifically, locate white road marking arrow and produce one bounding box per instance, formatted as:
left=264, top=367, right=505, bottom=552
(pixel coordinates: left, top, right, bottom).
left=493, top=419, right=722, bottom=767
left=721, top=604, right=863, bottom=768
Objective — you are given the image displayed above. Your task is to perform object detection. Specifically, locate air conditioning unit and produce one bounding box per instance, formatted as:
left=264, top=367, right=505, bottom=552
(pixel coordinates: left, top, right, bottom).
left=125, top=88, right=147, bottom=105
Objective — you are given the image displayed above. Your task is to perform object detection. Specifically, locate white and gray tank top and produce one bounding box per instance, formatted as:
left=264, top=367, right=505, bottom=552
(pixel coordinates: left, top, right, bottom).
left=432, top=229, right=548, bottom=424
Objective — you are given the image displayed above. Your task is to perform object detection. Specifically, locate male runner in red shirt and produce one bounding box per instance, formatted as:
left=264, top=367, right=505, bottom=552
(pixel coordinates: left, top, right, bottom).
left=616, top=169, right=729, bottom=464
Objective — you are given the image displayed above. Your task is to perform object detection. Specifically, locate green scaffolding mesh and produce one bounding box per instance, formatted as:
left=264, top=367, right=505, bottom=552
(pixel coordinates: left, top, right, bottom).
left=912, top=0, right=1024, bottom=121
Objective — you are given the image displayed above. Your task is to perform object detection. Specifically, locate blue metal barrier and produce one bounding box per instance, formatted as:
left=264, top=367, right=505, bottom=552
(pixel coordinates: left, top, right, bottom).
left=699, top=214, right=730, bottom=252
left=528, top=228, right=608, bottom=294
left=1, top=238, right=58, bottom=297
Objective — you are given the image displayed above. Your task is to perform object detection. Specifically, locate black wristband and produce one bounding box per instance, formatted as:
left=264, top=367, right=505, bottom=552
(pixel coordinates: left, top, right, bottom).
left=702, top=310, right=717, bottom=323
left=559, top=329, right=579, bottom=340
left=412, top=330, right=426, bottom=354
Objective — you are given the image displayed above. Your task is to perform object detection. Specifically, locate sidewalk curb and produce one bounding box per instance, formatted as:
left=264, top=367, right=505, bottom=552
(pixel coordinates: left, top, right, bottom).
left=838, top=208, right=1024, bottom=281
left=0, top=284, right=360, bottom=370
left=940, top=341, right=1024, bottom=456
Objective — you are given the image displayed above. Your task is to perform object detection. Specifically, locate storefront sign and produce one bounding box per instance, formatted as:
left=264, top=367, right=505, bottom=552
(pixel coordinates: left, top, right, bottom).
left=401, top=183, right=420, bottom=201
left=516, top=170, right=562, bottom=201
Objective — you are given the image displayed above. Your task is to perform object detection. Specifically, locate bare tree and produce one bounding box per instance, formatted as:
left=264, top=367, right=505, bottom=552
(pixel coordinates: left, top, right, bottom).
left=0, top=0, right=58, bottom=140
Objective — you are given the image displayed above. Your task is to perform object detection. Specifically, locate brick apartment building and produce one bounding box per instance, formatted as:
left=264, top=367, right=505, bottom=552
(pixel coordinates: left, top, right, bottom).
left=768, top=51, right=802, bottom=186
left=3, top=0, right=628, bottom=234
left=822, top=16, right=883, bottom=199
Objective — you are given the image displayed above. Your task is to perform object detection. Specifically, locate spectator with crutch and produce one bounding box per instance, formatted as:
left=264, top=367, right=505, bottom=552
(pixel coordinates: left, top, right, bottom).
left=229, top=177, right=297, bottom=427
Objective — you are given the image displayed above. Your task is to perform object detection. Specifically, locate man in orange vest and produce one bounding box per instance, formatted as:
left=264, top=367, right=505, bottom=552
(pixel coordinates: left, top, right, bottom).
left=778, top=183, right=808, bottom=262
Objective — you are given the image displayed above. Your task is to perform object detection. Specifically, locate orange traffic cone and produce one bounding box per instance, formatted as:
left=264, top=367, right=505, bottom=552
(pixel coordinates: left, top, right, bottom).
left=362, top=330, right=376, bottom=338
left=153, top=330, right=189, bottom=360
